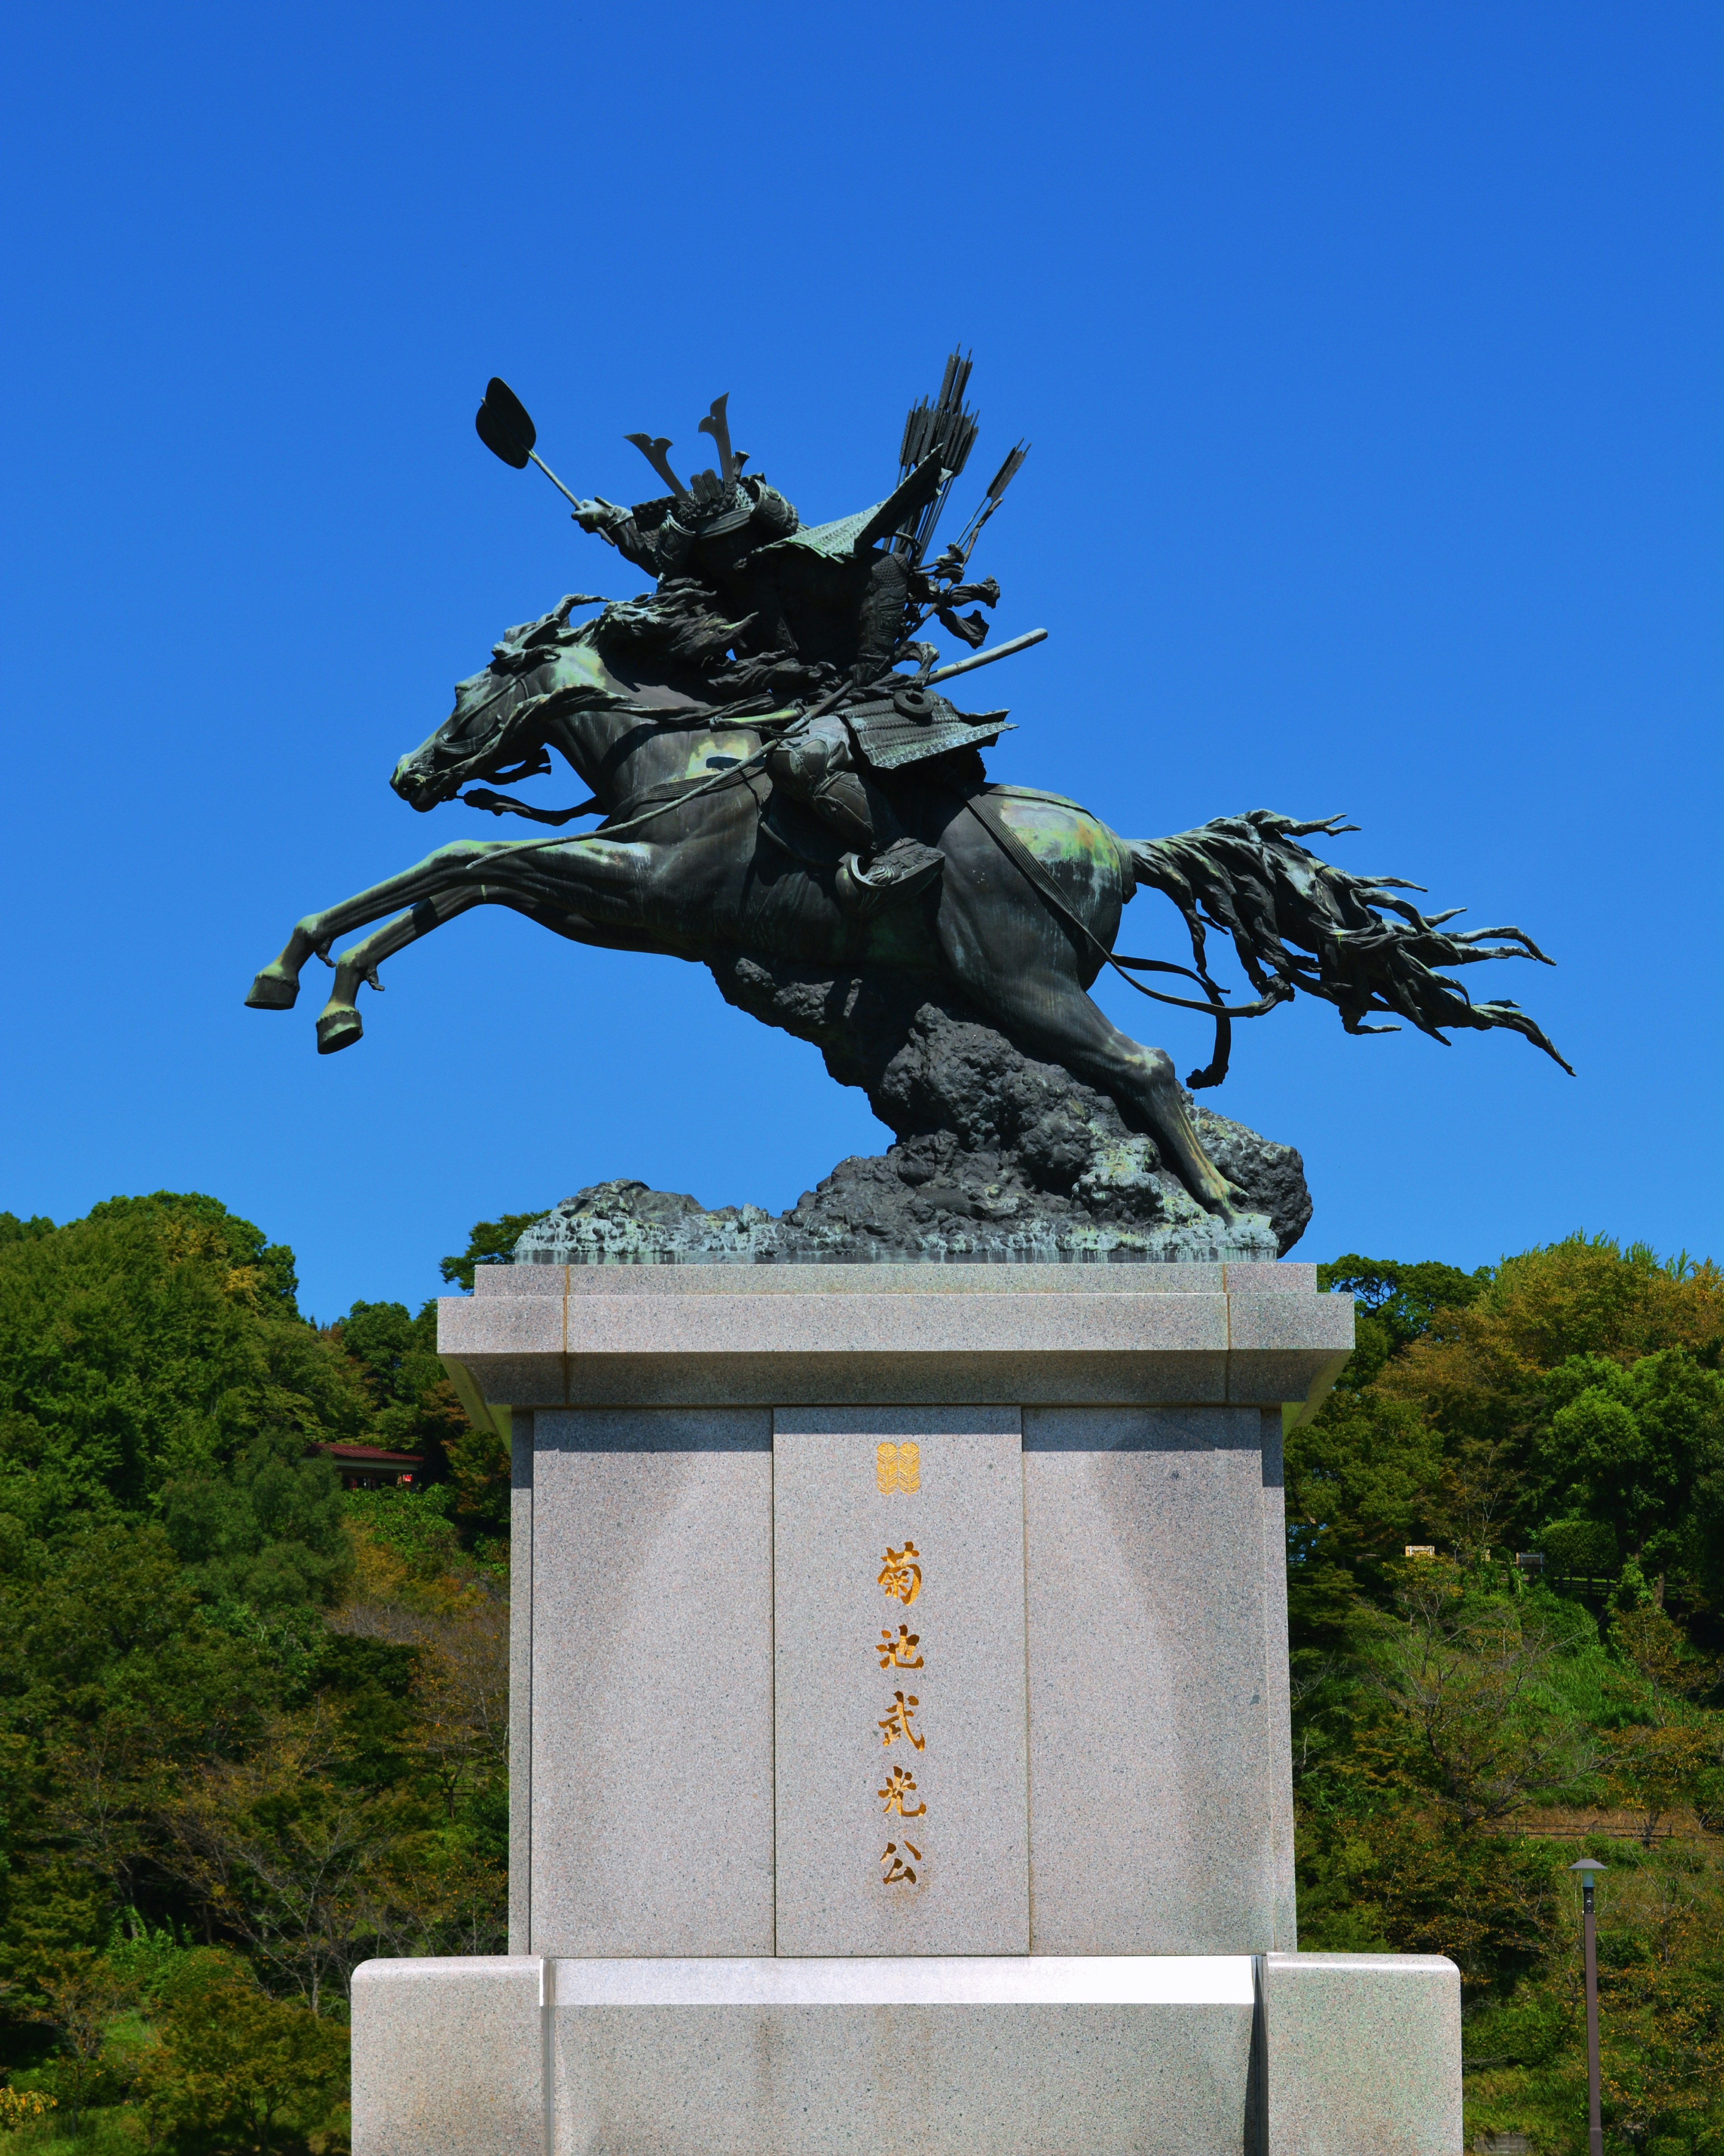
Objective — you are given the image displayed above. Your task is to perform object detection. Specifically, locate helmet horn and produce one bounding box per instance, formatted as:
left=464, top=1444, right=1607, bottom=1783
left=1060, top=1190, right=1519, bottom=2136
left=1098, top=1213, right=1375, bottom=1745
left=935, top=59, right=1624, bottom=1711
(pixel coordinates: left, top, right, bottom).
left=623, top=434, right=691, bottom=501
left=697, top=394, right=739, bottom=483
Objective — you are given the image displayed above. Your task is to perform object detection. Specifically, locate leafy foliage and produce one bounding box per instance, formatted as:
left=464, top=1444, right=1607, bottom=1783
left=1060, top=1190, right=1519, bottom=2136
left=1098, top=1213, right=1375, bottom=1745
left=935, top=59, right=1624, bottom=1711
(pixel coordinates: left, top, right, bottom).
left=0, top=1194, right=364, bottom=1530
left=438, top=1212, right=549, bottom=1292
left=1319, top=1253, right=1493, bottom=1385
left=0, top=1194, right=515, bottom=2154
left=1298, top=1234, right=1724, bottom=2152
left=324, top=1301, right=506, bottom=1535
left=131, top=1954, right=350, bottom=2156
left=1530, top=1351, right=1724, bottom=1579
left=163, top=1446, right=352, bottom=1614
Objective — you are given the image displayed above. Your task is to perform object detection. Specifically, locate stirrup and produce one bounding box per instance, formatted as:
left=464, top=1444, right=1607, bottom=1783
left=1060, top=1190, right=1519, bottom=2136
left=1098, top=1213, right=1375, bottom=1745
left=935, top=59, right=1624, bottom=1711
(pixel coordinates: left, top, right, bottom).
left=836, top=838, right=944, bottom=920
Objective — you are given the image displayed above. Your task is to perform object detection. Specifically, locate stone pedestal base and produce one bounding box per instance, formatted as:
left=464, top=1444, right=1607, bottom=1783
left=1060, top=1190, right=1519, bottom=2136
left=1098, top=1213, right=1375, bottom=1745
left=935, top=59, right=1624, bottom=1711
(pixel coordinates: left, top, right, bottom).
left=352, top=1951, right=1460, bottom=2156
left=369, top=1260, right=1461, bottom=2152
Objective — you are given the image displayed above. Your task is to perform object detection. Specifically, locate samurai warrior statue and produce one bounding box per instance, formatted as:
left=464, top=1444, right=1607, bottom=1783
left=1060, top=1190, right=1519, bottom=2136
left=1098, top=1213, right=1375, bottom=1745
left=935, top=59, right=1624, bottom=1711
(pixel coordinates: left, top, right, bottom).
left=249, top=351, right=1570, bottom=1217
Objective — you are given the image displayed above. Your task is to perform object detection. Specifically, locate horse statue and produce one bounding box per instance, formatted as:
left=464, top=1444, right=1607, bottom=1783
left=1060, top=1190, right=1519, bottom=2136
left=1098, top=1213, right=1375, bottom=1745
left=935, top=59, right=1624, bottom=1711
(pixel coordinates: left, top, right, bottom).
left=246, top=582, right=1569, bottom=1228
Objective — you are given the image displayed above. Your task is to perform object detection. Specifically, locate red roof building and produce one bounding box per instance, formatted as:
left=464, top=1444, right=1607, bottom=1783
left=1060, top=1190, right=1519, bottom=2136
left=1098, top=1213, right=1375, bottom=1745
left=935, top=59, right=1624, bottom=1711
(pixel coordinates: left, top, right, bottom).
left=314, top=1441, right=424, bottom=1491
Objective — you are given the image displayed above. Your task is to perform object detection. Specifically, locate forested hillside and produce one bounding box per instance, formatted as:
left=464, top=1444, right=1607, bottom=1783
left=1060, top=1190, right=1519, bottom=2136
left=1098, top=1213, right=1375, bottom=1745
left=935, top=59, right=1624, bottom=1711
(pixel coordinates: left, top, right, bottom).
left=1293, top=1241, right=1724, bottom=2152
left=0, top=1196, right=1719, bottom=2153
left=0, top=1196, right=513, bottom=2154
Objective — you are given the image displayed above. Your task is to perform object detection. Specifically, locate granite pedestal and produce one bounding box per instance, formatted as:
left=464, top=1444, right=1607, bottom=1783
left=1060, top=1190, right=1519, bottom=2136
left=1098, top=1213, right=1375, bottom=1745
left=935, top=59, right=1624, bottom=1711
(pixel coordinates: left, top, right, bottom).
left=352, top=1261, right=1461, bottom=2155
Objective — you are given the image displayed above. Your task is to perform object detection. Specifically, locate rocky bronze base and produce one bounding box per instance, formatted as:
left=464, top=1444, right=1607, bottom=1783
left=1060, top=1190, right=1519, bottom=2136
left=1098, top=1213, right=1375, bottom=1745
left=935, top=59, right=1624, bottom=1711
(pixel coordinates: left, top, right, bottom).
left=514, top=964, right=1311, bottom=1265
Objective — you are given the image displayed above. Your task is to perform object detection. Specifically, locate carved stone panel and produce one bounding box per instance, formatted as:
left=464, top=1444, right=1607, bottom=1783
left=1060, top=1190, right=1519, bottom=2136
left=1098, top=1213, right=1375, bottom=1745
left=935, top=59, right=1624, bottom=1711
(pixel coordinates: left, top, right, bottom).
left=773, top=1406, right=1030, bottom=1957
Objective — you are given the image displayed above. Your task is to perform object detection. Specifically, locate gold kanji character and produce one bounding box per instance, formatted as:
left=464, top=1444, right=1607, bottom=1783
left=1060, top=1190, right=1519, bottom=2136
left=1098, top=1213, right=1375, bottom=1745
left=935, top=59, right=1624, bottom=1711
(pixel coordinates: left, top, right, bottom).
left=878, top=1767, right=927, bottom=1817
left=876, top=1623, right=923, bottom=1669
left=878, top=1542, right=921, bottom=1607
left=876, top=1441, right=921, bottom=1495
left=878, top=1690, right=924, bottom=1750
left=880, top=1839, right=923, bottom=1885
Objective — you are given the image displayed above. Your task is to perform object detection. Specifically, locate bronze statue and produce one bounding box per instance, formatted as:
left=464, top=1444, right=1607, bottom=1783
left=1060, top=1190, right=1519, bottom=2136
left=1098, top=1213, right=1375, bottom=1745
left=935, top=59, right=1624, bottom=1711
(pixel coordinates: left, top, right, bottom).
left=247, top=356, right=1568, bottom=1228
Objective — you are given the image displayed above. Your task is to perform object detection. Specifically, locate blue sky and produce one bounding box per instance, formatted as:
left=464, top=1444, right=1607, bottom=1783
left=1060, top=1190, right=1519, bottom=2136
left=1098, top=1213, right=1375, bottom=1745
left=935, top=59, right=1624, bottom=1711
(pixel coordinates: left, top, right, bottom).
left=2, top=1, right=1717, bottom=1320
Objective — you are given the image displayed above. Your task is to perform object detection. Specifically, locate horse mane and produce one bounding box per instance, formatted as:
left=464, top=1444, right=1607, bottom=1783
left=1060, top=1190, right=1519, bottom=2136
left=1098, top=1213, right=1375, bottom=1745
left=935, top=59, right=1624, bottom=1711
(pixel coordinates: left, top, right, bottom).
left=480, top=581, right=823, bottom=714
left=475, top=582, right=747, bottom=688
left=593, top=580, right=752, bottom=671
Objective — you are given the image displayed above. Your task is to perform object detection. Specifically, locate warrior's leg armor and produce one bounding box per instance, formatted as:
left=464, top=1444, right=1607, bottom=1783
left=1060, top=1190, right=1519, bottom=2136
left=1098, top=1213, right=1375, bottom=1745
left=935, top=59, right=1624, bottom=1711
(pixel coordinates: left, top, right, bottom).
left=766, top=719, right=943, bottom=917
left=766, top=721, right=889, bottom=852
left=809, top=770, right=882, bottom=854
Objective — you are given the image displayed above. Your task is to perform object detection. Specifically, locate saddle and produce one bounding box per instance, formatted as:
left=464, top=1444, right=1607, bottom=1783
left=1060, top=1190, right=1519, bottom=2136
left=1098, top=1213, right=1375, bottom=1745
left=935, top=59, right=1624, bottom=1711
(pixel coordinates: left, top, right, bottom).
left=839, top=684, right=1014, bottom=771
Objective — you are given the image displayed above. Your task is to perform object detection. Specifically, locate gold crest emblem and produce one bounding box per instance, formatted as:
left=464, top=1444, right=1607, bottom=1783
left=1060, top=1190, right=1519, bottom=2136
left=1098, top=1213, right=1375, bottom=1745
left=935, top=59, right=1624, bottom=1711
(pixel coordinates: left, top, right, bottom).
left=875, top=1440, right=920, bottom=1495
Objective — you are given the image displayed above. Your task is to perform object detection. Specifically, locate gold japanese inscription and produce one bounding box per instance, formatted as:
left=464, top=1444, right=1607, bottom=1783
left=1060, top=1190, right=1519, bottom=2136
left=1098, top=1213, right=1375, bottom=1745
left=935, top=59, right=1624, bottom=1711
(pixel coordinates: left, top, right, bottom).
left=871, top=1548, right=928, bottom=1883
left=878, top=1766, right=927, bottom=1816
left=876, top=1440, right=921, bottom=1495
left=879, top=1689, right=925, bottom=1750
left=878, top=1542, right=922, bottom=1606
left=880, top=1839, right=923, bottom=1885
left=880, top=1839, right=923, bottom=1884
left=876, top=1623, right=923, bottom=1668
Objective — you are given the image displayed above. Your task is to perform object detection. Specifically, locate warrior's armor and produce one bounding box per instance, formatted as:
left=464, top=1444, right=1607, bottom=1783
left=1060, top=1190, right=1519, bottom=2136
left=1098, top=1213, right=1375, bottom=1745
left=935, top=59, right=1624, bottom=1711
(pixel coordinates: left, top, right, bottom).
left=572, top=381, right=1017, bottom=913
left=575, top=477, right=917, bottom=684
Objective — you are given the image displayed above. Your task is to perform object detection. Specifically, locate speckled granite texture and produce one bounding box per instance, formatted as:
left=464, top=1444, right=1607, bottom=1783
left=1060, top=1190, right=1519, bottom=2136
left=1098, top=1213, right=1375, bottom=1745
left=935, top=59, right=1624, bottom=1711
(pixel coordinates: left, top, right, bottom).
left=350, top=1957, right=544, bottom=2156
left=1021, top=1406, right=1291, bottom=1954
left=525, top=1410, right=774, bottom=1958
left=352, top=1951, right=1463, bottom=2156
left=773, top=1409, right=1030, bottom=1956
left=1263, top=1952, right=1463, bottom=2155
left=438, top=1257, right=1355, bottom=1411
left=355, top=1954, right=1261, bottom=2156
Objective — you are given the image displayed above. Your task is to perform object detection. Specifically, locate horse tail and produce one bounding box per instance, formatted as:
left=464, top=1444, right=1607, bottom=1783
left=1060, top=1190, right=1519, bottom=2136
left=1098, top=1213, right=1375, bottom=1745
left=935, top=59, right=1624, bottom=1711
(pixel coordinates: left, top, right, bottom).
left=1127, top=809, right=1574, bottom=1079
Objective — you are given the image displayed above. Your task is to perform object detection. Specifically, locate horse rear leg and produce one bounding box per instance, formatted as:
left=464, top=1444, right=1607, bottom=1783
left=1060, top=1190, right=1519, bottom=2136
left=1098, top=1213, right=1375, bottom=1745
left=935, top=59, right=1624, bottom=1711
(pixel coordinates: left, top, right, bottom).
left=969, top=961, right=1245, bottom=1219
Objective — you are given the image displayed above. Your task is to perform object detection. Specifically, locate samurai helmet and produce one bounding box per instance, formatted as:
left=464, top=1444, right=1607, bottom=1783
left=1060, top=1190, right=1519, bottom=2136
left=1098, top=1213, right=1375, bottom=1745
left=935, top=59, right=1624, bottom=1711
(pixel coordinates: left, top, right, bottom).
left=624, top=394, right=754, bottom=535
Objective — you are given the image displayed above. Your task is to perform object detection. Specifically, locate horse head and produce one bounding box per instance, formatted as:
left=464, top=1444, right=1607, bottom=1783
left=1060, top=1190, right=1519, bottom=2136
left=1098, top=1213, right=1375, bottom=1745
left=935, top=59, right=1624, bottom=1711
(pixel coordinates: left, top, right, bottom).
left=390, top=597, right=612, bottom=811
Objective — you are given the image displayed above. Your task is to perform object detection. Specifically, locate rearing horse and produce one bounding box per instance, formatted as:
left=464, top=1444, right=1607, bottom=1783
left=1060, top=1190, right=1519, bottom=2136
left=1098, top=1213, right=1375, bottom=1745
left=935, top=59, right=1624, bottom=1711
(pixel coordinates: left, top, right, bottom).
left=246, top=595, right=1568, bottom=1221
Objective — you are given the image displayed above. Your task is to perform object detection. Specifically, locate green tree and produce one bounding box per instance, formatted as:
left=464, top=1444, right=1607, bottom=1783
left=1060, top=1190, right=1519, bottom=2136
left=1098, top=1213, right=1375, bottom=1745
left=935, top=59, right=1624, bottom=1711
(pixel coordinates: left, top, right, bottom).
left=1289, top=1235, right=1724, bottom=2152
left=131, top=1952, right=349, bottom=2156
left=34, top=1949, right=129, bottom=2132
left=329, top=1298, right=502, bottom=1534
left=163, top=1443, right=352, bottom=1614
left=334, top=1301, right=442, bottom=1414
left=0, top=1193, right=367, bottom=1526
left=1285, top=1255, right=1475, bottom=1634
left=1285, top=1388, right=1442, bottom=1580
left=1375, top=1235, right=1724, bottom=1458
left=0, top=1519, right=277, bottom=1997
left=439, top=1211, right=549, bottom=1291
left=1372, top=1561, right=1594, bottom=1827
left=1526, top=1349, right=1724, bottom=1575
left=1318, top=1254, right=1492, bottom=1389
left=0, top=1211, right=56, bottom=1248
left=0, top=1188, right=513, bottom=2137
left=1297, top=1806, right=1559, bottom=1993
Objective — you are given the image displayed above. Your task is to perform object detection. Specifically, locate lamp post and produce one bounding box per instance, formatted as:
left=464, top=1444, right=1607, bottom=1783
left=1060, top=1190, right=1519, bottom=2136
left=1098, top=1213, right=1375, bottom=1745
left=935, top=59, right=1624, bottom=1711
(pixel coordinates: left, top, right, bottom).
left=1570, top=1858, right=1606, bottom=2156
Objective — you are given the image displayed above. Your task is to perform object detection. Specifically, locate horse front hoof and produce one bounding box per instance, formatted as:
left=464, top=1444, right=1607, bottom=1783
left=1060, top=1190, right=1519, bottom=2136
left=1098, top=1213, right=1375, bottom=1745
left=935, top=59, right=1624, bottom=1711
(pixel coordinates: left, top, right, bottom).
left=316, top=1008, right=363, bottom=1054
left=246, top=966, right=299, bottom=1010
